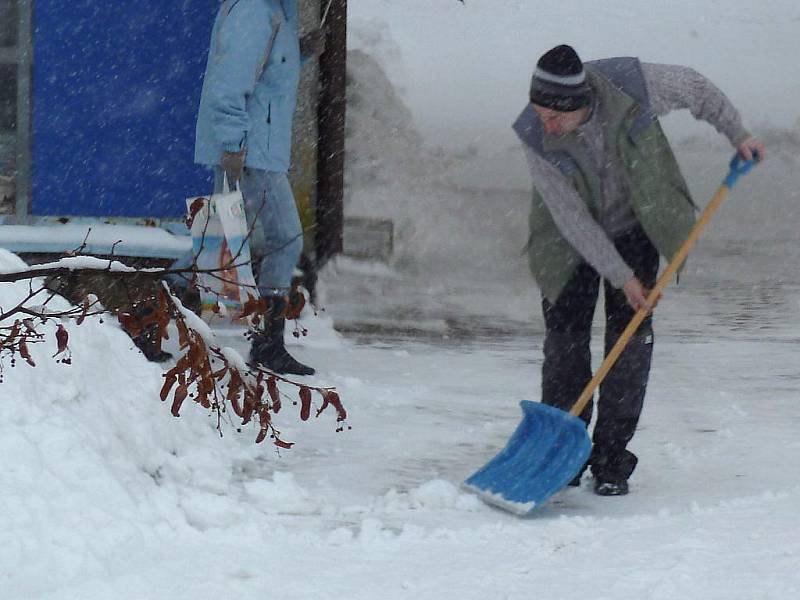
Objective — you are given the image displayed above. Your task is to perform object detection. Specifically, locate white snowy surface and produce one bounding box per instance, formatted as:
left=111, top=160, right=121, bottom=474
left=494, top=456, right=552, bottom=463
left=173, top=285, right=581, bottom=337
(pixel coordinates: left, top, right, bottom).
left=3, top=3, right=800, bottom=599
left=2, top=240, right=799, bottom=599
left=0, top=224, right=191, bottom=258
left=24, top=255, right=156, bottom=273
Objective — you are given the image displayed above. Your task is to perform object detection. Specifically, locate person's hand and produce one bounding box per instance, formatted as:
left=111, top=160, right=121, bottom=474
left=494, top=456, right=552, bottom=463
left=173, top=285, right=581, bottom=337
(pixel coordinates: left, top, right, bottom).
left=622, top=277, right=658, bottom=313
left=220, top=149, right=245, bottom=185
left=737, top=136, right=765, bottom=162
left=300, top=28, right=327, bottom=58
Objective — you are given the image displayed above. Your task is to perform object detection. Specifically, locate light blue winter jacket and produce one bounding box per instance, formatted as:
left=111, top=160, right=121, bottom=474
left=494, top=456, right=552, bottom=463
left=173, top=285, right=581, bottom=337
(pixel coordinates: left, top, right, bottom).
left=195, top=0, right=301, bottom=173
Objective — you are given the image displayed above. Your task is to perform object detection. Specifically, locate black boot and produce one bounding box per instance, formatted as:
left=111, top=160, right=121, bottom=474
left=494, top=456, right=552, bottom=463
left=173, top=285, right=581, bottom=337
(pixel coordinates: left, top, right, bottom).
left=132, top=324, right=173, bottom=363
left=249, top=297, right=315, bottom=376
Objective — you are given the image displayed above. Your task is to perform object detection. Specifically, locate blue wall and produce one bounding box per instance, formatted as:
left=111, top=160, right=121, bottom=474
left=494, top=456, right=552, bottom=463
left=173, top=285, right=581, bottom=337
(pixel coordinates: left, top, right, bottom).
left=31, top=1, right=219, bottom=218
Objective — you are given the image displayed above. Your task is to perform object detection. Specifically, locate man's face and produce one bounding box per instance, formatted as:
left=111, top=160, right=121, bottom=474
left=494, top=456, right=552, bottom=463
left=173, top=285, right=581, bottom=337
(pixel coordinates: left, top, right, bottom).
left=533, top=104, right=588, bottom=137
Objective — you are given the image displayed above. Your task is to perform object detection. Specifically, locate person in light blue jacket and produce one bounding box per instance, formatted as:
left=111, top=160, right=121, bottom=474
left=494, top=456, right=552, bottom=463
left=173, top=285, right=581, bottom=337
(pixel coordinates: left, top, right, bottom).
left=192, top=0, right=325, bottom=375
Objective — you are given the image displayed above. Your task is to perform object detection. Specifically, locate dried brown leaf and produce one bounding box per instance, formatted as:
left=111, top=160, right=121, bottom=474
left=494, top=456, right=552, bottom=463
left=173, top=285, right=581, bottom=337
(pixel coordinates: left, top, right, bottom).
left=267, top=376, right=281, bottom=413
left=241, top=392, right=256, bottom=425
left=172, top=383, right=188, bottom=416
left=160, top=367, right=180, bottom=402
left=19, top=338, right=35, bottom=367
left=285, top=288, right=305, bottom=320
left=176, top=318, right=190, bottom=349
left=54, top=324, right=69, bottom=356
left=240, top=294, right=268, bottom=320
left=76, top=298, right=90, bottom=326
left=274, top=438, right=294, bottom=450
left=3, top=321, right=20, bottom=347
left=326, top=391, right=347, bottom=422
left=299, top=386, right=312, bottom=421
left=117, top=312, right=142, bottom=338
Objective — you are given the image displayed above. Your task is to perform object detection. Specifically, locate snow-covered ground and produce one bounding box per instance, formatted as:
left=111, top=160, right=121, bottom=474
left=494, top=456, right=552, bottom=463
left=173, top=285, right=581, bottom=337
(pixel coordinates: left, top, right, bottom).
left=3, top=2, right=800, bottom=599
left=3, top=239, right=800, bottom=599
left=3, top=232, right=799, bottom=600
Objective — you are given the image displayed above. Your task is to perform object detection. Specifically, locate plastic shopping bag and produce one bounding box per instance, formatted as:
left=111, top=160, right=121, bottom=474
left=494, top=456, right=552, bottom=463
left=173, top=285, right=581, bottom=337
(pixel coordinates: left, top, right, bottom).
left=186, top=182, right=259, bottom=326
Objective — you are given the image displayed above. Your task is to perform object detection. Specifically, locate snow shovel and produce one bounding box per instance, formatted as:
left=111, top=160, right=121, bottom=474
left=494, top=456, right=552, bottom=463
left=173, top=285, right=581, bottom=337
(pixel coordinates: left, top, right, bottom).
left=464, top=152, right=759, bottom=515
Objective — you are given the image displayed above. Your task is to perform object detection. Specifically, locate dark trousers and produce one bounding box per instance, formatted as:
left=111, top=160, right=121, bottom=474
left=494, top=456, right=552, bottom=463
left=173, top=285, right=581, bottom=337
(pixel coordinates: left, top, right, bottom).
left=541, top=225, right=659, bottom=483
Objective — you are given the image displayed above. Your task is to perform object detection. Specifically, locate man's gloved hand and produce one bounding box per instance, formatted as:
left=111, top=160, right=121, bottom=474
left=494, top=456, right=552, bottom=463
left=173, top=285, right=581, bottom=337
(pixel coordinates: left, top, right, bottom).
left=300, top=28, right=327, bottom=58
left=220, top=149, right=246, bottom=185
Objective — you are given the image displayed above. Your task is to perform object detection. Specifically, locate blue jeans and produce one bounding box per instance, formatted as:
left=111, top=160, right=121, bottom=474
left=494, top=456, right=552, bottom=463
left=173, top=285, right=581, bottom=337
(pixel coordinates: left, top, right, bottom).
left=171, top=167, right=303, bottom=298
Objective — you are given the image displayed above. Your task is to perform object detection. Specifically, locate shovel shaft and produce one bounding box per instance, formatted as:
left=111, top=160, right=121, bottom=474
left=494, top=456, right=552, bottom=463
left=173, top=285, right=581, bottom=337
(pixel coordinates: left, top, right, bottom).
left=569, top=182, right=733, bottom=417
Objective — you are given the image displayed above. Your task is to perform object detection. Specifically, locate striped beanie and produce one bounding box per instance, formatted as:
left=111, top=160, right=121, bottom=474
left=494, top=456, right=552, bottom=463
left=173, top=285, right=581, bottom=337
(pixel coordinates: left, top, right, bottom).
left=529, top=45, right=592, bottom=112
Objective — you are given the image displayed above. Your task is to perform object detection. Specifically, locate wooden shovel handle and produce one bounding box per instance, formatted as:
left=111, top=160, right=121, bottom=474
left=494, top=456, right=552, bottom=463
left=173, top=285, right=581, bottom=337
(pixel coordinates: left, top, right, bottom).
left=569, top=182, right=732, bottom=417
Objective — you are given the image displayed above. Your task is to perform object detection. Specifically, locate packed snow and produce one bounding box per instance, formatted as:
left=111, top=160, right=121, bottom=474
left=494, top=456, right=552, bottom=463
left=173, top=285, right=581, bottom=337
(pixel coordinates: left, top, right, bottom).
left=3, top=2, right=800, bottom=599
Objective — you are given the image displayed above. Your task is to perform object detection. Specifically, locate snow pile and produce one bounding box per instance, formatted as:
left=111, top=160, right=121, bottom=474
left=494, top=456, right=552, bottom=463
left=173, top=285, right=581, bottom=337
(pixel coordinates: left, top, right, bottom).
left=383, top=479, right=482, bottom=512
left=0, top=250, right=207, bottom=594
left=344, top=23, right=527, bottom=251
left=0, top=248, right=339, bottom=596
left=344, top=48, right=429, bottom=191
left=240, top=472, right=322, bottom=515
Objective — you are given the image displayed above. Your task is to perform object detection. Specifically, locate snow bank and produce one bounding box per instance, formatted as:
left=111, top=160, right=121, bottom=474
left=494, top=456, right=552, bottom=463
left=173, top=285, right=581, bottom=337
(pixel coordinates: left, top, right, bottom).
left=1, top=250, right=210, bottom=594
left=0, top=248, right=339, bottom=597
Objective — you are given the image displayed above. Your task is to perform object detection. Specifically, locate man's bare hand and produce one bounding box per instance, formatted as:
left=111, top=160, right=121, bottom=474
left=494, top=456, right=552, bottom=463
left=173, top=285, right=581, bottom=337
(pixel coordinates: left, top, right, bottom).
left=622, top=277, right=659, bottom=313
left=737, top=136, right=765, bottom=162
left=220, top=149, right=245, bottom=185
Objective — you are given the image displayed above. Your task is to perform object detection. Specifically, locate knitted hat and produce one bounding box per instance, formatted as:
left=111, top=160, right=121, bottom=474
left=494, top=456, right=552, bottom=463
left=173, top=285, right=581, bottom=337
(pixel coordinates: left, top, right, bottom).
left=529, top=45, right=591, bottom=112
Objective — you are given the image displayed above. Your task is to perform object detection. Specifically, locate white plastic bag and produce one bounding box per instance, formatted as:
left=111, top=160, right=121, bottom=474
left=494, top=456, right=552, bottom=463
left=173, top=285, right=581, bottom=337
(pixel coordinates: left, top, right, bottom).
left=186, top=180, right=260, bottom=326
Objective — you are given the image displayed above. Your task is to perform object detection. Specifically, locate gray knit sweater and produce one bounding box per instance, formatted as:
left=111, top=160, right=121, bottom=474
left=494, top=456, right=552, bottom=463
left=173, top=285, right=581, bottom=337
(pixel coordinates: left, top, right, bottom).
left=524, top=62, right=751, bottom=288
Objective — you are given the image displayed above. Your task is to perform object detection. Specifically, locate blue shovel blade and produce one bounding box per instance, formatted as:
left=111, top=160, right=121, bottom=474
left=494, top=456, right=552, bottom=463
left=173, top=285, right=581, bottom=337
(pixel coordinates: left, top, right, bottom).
left=463, top=400, right=592, bottom=516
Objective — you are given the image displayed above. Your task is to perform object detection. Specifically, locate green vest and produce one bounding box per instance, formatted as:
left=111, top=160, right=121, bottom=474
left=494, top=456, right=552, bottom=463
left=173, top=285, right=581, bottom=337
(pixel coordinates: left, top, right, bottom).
left=526, top=67, right=696, bottom=302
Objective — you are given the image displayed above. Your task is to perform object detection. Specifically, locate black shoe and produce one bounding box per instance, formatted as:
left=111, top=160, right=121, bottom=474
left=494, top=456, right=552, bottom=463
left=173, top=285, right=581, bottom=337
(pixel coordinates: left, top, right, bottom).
left=593, top=480, right=629, bottom=496
left=249, top=297, right=315, bottom=376
left=133, top=326, right=173, bottom=363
